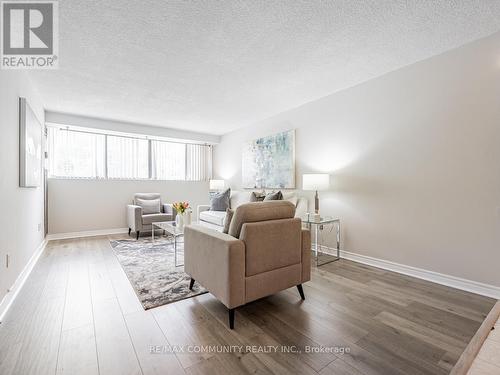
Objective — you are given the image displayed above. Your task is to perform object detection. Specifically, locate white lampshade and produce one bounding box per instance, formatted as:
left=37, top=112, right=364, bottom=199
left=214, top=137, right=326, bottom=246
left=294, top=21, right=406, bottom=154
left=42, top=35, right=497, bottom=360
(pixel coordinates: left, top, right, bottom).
left=209, top=179, right=225, bottom=190
left=302, top=174, right=329, bottom=191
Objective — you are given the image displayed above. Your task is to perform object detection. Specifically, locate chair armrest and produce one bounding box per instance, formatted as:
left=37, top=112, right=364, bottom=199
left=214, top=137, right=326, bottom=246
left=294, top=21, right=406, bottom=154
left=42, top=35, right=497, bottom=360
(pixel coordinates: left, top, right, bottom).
left=162, top=203, right=177, bottom=219
left=197, top=204, right=211, bottom=220
left=127, top=205, right=142, bottom=231
left=301, top=229, right=311, bottom=283
left=184, top=224, right=245, bottom=309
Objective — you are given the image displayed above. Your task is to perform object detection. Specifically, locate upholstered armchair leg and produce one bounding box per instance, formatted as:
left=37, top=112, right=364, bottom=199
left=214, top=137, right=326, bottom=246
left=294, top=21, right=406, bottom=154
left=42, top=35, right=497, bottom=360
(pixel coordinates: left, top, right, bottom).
left=128, top=228, right=131, bottom=235
left=189, top=278, right=195, bottom=290
left=297, top=284, right=305, bottom=300
left=136, top=231, right=140, bottom=240
left=228, top=308, right=235, bottom=329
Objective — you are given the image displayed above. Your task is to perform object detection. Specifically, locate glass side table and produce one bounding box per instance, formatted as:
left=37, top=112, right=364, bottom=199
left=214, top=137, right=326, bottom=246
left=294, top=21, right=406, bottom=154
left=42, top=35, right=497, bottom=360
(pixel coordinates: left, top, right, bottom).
left=302, top=216, right=341, bottom=266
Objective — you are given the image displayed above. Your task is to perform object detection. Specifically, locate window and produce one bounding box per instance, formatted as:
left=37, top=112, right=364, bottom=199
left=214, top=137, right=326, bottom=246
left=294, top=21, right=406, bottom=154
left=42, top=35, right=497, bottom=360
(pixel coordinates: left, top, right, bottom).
left=47, top=126, right=212, bottom=181
left=48, top=128, right=105, bottom=178
left=151, top=140, right=185, bottom=180
left=186, top=143, right=212, bottom=181
left=107, top=135, right=149, bottom=179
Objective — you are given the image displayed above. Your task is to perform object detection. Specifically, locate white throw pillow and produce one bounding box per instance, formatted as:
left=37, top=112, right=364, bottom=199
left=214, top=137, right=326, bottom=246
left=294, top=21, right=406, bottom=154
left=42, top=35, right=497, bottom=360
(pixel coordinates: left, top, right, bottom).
left=136, top=198, right=161, bottom=214
left=282, top=192, right=298, bottom=206
left=230, top=190, right=254, bottom=209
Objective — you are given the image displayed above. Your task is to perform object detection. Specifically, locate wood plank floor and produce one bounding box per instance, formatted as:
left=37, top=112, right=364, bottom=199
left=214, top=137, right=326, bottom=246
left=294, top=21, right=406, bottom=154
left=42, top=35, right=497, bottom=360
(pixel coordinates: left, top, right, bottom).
left=0, top=235, right=496, bottom=375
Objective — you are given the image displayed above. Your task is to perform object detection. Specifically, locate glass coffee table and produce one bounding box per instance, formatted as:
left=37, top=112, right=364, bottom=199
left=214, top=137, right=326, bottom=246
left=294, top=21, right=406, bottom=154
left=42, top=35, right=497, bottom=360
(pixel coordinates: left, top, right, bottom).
left=152, top=221, right=186, bottom=267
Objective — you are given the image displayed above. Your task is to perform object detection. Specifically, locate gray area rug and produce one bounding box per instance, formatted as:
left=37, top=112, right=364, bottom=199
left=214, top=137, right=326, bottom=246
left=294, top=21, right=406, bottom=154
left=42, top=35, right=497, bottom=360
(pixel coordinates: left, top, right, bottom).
left=110, top=237, right=207, bottom=310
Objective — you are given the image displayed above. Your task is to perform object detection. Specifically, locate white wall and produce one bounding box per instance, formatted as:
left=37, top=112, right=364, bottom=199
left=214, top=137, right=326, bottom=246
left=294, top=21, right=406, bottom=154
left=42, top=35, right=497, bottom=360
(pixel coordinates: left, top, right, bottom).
left=0, top=71, right=45, bottom=304
left=45, top=111, right=220, bottom=144
left=48, top=179, right=209, bottom=234
left=214, top=32, right=500, bottom=286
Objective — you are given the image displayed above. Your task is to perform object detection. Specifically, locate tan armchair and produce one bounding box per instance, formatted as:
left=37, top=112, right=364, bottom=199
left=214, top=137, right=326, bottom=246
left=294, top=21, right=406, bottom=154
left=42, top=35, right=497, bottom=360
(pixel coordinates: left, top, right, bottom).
left=184, top=201, right=311, bottom=329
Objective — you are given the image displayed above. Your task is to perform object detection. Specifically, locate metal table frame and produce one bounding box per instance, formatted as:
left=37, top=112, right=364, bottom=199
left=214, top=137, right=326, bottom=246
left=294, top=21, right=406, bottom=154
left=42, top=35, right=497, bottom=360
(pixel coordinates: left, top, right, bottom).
left=303, top=218, right=341, bottom=266
left=152, top=221, right=184, bottom=267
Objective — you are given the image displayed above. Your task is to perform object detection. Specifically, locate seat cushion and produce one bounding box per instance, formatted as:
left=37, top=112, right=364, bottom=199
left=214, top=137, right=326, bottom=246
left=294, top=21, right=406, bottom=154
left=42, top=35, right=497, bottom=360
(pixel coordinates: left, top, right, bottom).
left=199, top=210, right=226, bottom=226
left=136, top=198, right=161, bottom=214
left=229, top=190, right=255, bottom=209
left=142, top=213, right=173, bottom=225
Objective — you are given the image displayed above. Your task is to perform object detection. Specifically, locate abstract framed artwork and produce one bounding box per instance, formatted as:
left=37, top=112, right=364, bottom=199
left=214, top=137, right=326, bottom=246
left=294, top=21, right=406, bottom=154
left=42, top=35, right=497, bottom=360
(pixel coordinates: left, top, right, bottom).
left=242, top=129, right=295, bottom=189
left=19, top=97, right=42, bottom=187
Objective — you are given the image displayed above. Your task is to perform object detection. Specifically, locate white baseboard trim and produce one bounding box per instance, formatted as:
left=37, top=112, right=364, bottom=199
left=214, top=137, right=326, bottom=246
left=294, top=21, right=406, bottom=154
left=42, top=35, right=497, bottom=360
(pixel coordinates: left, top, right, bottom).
left=320, top=246, right=500, bottom=299
left=46, top=227, right=129, bottom=240
left=0, top=239, right=47, bottom=323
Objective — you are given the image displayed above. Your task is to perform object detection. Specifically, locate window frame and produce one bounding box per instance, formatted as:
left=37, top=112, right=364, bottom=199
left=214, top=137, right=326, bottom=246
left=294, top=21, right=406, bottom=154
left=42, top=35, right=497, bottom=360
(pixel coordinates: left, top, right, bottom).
left=46, top=125, right=212, bottom=182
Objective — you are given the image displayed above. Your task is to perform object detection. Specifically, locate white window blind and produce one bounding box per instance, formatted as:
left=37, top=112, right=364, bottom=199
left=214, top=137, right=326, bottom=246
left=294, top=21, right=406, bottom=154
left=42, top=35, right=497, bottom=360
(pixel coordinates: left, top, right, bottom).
left=47, top=126, right=212, bottom=181
left=48, top=128, right=105, bottom=178
left=151, top=140, right=186, bottom=180
left=186, top=143, right=211, bottom=181
left=107, top=135, right=149, bottom=179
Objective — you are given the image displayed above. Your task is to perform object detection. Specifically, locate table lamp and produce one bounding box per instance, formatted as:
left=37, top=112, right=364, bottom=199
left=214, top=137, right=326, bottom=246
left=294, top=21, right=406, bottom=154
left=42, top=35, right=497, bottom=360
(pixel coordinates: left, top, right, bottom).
left=209, top=179, right=225, bottom=191
left=302, top=174, right=329, bottom=214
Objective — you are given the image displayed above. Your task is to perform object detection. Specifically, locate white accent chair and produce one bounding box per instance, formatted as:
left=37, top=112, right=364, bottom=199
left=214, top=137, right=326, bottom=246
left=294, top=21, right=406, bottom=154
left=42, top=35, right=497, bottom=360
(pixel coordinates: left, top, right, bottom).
left=127, top=193, right=176, bottom=239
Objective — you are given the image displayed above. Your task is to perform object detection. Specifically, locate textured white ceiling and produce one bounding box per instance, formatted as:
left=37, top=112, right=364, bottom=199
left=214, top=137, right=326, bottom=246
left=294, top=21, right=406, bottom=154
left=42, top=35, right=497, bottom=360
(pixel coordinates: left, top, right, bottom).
left=28, top=0, right=500, bottom=135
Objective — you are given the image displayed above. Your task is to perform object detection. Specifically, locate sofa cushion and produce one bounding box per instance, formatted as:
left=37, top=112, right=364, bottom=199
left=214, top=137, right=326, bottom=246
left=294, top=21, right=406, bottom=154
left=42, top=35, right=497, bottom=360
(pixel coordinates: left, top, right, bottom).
left=229, top=190, right=255, bottom=209
left=200, top=210, right=226, bottom=226
left=282, top=192, right=298, bottom=206
left=223, top=208, right=234, bottom=234
left=228, top=201, right=295, bottom=238
left=142, top=213, right=172, bottom=225
left=136, top=198, right=161, bottom=214
left=210, top=188, right=230, bottom=211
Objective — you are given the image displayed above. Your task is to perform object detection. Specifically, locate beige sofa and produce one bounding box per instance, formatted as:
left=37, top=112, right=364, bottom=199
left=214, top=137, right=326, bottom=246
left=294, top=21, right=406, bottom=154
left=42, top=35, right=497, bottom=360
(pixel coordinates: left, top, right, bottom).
left=184, top=201, right=311, bottom=329
left=197, top=190, right=308, bottom=230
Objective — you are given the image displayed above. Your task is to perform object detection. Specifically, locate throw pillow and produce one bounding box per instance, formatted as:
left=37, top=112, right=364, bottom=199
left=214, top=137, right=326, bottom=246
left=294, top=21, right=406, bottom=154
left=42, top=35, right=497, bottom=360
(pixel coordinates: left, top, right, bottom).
left=263, top=190, right=283, bottom=201
left=223, top=208, right=234, bottom=234
left=282, top=192, right=298, bottom=206
left=210, top=188, right=230, bottom=211
left=136, top=198, right=161, bottom=214
left=250, top=191, right=266, bottom=202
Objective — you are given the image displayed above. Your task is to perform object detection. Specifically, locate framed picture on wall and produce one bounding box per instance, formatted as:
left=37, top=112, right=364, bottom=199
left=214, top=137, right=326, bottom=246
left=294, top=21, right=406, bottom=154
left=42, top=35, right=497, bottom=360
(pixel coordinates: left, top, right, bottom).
left=242, top=129, right=295, bottom=189
left=19, top=97, right=42, bottom=188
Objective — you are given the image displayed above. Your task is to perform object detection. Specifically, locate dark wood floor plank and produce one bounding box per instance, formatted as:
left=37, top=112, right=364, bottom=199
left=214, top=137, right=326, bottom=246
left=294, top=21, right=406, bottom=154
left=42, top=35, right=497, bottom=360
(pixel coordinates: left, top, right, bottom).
left=243, top=300, right=336, bottom=372
left=124, top=310, right=186, bottom=375
left=374, top=311, right=466, bottom=356
left=319, top=358, right=365, bottom=375
left=0, top=237, right=496, bottom=375
left=367, top=279, right=488, bottom=323
left=336, top=342, right=407, bottom=375
left=356, top=332, right=448, bottom=375
left=323, top=260, right=493, bottom=317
